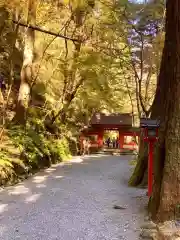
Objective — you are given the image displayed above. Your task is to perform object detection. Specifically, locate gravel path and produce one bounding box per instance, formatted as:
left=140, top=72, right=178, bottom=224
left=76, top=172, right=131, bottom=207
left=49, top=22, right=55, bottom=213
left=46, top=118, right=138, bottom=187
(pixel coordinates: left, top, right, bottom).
left=0, top=154, right=147, bottom=240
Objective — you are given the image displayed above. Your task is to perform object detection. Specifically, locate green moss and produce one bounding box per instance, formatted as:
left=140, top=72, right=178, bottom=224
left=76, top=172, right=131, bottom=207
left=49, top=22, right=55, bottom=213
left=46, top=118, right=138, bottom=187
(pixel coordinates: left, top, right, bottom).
left=129, top=159, right=137, bottom=166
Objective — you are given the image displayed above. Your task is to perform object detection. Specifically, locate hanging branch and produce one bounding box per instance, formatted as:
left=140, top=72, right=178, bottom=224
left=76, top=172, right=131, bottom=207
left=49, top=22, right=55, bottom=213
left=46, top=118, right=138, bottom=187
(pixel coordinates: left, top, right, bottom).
left=51, top=77, right=85, bottom=123
left=12, top=20, right=80, bottom=42
left=31, top=18, right=72, bottom=89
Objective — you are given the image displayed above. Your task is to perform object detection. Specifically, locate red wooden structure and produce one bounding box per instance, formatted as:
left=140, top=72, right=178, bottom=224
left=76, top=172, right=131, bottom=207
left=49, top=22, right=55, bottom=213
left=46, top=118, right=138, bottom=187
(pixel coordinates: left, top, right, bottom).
left=80, top=113, right=140, bottom=151
left=140, top=118, right=160, bottom=197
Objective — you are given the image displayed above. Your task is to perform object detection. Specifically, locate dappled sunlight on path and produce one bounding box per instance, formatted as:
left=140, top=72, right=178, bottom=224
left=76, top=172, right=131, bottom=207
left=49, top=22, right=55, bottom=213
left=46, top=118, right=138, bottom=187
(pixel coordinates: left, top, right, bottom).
left=0, top=154, right=147, bottom=240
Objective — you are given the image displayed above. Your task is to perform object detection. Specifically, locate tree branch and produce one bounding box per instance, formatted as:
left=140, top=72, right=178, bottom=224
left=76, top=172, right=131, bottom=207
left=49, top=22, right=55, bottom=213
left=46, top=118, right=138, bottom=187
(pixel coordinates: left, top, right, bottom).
left=51, top=77, right=85, bottom=124
left=12, top=20, right=80, bottom=42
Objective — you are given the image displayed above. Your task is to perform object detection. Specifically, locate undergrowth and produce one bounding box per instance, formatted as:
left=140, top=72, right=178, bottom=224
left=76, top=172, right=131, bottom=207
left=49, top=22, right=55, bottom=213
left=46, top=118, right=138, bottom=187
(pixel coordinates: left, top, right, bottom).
left=129, top=158, right=137, bottom=166
left=0, top=116, right=72, bottom=186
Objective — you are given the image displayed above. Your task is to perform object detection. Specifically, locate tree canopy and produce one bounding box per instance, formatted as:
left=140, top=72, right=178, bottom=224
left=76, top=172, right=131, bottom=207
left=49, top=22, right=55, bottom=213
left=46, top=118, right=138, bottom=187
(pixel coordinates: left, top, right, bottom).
left=2, top=0, right=175, bottom=224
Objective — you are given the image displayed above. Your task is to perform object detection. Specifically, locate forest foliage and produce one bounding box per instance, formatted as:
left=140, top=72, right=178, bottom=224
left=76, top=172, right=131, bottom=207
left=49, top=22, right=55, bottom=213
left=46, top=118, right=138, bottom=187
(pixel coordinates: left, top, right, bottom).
left=0, top=0, right=164, bottom=185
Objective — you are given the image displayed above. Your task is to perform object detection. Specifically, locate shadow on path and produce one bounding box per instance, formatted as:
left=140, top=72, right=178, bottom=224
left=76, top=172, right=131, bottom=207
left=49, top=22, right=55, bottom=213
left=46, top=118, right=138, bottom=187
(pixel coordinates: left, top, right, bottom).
left=0, top=154, right=147, bottom=240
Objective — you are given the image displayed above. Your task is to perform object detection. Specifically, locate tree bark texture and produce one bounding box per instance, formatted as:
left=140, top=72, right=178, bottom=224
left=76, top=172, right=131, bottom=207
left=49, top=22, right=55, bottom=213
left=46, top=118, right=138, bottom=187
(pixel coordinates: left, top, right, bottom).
left=129, top=94, right=160, bottom=188
left=129, top=138, right=148, bottom=187
left=14, top=0, right=36, bottom=124
left=149, top=0, right=180, bottom=222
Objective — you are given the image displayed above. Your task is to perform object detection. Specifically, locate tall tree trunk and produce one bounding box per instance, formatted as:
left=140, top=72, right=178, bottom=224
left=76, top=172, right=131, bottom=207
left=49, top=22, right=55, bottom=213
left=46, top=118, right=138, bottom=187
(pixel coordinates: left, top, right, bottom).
left=129, top=95, right=160, bottom=187
left=13, top=0, right=36, bottom=124
left=149, top=0, right=180, bottom=222
left=129, top=138, right=148, bottom=187
left=129, top=61, right=156, bottom=187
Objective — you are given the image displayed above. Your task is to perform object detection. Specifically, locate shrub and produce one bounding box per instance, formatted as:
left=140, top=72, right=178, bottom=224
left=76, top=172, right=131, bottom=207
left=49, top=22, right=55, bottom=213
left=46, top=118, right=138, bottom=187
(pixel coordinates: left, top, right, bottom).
left=9, top=119, right=72, bottom=171
left=0, top=148, right=25, bottom=185
left=0, top=115, right=73, bottom=185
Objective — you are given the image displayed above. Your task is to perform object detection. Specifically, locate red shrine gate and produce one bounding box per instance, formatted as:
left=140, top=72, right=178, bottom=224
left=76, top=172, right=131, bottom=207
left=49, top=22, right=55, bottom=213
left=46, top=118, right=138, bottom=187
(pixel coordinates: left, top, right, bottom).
left=80, top=113, right=140, bottom=151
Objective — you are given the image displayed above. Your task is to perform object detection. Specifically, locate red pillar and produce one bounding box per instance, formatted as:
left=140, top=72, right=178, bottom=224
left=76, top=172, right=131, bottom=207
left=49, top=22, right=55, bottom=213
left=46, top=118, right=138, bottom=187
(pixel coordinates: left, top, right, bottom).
left=97, top=131, right=104, bottom=148
left=119, top=132, right=124, bottom=149
left=148, top=141, right=154, bottom=197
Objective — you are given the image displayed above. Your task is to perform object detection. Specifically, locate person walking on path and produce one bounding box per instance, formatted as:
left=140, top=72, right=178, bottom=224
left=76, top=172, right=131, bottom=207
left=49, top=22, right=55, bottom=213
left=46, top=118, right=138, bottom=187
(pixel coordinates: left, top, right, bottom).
left=116, top=137, right=119, bottom=149
left=81, top=139, right=90, bottom=155
left=85, top=139, right=90, bottom=155
left=112, top=138, right=116, bottom=148
left=107, top=137, right=111, bottom=148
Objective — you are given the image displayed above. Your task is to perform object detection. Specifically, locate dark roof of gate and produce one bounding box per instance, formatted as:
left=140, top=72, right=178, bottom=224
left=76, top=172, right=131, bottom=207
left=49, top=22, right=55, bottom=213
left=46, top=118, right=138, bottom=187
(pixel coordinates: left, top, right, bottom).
left=90, top=113, right=132, bottom=126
